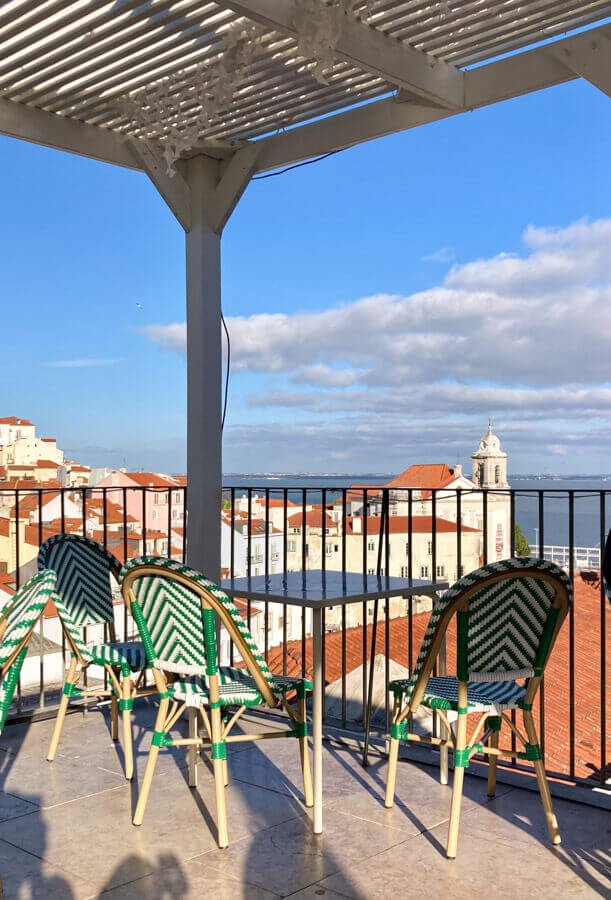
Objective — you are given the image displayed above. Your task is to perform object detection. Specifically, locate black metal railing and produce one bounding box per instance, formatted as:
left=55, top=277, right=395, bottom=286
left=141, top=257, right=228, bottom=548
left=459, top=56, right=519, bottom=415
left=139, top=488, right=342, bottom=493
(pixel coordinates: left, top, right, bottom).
left=0, top=483, right=607, bottom=789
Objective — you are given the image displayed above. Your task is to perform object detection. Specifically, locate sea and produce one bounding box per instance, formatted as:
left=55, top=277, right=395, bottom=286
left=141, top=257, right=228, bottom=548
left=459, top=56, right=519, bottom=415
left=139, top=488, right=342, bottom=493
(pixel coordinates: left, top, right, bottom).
left=223, top=474, right=611, bottom=550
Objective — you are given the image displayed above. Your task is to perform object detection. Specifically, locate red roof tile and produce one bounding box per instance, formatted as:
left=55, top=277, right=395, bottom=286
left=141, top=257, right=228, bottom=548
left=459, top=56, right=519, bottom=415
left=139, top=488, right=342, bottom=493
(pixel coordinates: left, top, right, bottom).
left=385, top=463, right=457, bottom=490
left=346, top=515, right=479, bottom=534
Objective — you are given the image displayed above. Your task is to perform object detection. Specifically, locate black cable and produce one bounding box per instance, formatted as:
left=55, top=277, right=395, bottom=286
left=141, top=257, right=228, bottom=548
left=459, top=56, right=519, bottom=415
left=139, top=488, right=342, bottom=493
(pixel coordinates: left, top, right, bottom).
left=252, top=149, right=341, bottom=180
left=221, top=311, right=230, bottom=431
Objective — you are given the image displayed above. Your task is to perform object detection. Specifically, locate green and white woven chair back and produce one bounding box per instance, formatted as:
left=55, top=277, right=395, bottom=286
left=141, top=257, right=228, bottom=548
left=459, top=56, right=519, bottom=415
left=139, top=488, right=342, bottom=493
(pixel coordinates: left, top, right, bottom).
left=120, top=557, right=278, bottom=703
left=408, top=558, right=572, bottom=695
left=0, top=570, right=56, bottom=732
left=461, top=558, right=572, bottom=683
left=0, top=570, right=56, bottom=672
left=121, top=560, right=209, bottom=676
left=38, top=534, right=119, bottom=627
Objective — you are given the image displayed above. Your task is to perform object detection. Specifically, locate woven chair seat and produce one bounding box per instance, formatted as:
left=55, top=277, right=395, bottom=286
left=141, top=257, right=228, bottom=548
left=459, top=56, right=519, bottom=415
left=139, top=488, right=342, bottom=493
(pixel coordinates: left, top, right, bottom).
left=389, top=675, right=526, bottom=713
left=167, top=666, right=312, bottom=708
left=90, top=641, right=147, bottom=672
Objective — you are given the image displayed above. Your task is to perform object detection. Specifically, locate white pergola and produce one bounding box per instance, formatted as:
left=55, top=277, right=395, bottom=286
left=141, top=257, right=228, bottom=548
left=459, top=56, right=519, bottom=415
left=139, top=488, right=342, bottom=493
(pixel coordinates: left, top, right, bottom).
left=2, top=1, right=610, bottom=581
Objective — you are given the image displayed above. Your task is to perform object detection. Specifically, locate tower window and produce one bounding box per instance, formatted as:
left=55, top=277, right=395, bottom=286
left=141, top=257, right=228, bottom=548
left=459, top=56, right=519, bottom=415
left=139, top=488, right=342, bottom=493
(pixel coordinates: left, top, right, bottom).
left=495, top=465, right=501, bottom=484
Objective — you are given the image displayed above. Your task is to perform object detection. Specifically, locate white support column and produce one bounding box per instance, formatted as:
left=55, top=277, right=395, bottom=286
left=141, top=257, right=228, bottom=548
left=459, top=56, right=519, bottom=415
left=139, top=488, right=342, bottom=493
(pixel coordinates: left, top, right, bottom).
left=185, top=155, right=223, bottom=580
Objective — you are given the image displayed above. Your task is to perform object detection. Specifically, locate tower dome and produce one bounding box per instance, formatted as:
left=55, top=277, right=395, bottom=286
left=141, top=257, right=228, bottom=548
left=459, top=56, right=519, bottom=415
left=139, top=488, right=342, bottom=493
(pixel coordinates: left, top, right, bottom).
left=472, top=424, right=508, bottom=488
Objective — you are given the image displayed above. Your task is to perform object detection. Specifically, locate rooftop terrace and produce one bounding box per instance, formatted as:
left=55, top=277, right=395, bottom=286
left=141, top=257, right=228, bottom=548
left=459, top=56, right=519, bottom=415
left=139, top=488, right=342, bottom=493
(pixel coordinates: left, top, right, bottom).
left=0, top=699, right=607, bottom=898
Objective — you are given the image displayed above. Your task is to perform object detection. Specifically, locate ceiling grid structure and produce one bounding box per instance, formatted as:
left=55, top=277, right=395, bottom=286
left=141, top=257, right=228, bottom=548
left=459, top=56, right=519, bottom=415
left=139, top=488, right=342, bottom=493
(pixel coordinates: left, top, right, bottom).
left=0, top=0, right=608, bottom=172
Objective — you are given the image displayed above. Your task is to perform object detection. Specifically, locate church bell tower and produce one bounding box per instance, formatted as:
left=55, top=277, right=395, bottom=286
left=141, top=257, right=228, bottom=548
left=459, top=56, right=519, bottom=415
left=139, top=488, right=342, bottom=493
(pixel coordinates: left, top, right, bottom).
left=472, top=424, right=508, bottom=488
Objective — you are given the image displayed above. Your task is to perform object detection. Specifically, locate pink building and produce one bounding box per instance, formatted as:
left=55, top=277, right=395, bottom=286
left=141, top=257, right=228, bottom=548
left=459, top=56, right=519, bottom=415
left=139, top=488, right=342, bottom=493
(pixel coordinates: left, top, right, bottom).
left=95, top=471, right=186, bottom=535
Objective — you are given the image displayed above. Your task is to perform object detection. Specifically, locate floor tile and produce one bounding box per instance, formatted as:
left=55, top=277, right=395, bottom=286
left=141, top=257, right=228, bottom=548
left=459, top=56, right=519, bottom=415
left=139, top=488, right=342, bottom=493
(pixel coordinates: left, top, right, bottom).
left=100, top=851, right=280, bottom=899
left=200, top=807, right=408, bottom=897
left=0, top=765, right=305, bottom=893
left=321, top=790, right=611, bottom=899
left=0, top=836, right=96, bottom=899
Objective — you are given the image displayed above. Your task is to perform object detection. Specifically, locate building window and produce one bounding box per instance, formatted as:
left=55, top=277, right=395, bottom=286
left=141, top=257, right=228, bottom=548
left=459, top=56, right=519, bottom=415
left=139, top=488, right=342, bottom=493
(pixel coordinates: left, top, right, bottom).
left=287, top=540, right=296, bottom=553
left=367, top=540, right=375, bottom=552
left=405, top=542, right=409, bottom=556
left=420, top=565, right=429, bottom=578
left=436, top=565, right=445, bottom=578
left=367, top=568, right=375, bottom=575
left=325, top=544, right=333, bottom=556
left=400, top=566, right=409, bottom=578
left=495, top=465, right=501, bottom=484
left=479, top=463, right=484, bottom=484
left=427, top=541, right=432, bottom=555
left=458, top=565, right=464, bottom=577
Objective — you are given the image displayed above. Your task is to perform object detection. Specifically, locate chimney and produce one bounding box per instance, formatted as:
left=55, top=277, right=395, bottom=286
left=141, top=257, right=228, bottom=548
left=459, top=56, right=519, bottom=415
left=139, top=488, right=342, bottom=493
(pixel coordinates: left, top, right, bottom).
left=352, top=517, right=361, bottom=534
left=454, top=464, right=462, bottom=477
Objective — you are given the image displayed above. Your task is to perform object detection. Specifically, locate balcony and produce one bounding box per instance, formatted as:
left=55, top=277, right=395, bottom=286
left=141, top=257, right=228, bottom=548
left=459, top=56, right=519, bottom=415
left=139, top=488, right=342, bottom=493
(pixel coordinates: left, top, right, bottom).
left=0, top=698, right=606, bottom=897
left=0, top=481, right=608, bottom=895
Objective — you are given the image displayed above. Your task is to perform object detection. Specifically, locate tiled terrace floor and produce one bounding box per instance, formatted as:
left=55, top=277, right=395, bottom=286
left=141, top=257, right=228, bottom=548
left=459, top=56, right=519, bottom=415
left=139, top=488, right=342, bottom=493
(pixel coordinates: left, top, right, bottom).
left=0, top=701, right=608, bottom=898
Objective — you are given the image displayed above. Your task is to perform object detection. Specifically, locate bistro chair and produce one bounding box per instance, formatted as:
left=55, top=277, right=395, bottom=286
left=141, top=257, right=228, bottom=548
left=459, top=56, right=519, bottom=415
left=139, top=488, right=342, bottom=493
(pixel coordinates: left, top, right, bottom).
left=38, top=534, right=149, bottom=780
left=120, top=556, right=313, bottom=848
left=0, top=570, right=57, bottom=900
left=0, top=569, right=57, bottom=734
left=384, top=557, right=572, bottom=858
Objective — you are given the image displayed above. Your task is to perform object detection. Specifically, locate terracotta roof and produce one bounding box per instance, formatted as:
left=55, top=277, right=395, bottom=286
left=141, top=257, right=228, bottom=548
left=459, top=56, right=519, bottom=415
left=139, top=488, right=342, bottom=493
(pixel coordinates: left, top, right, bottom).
left=385, top=464, right=457, bottom=490
left=41, top=438, right=56, bottom=442
left=123, top=472, right=177, bottom=487
left=263, top=572, right=606, bottom=783
left=260, top=498, right=297, bottom=508
left=346, top=515, right=479, bottom=535
left=0, top=417, right=33, bottom=426
left=36, top=460, right=58, bottom=468
left=0, top=518, right=10, bottom=537
left=1, top=478, right=61, bottom=490
left=287, top=510, right=337, bottom=530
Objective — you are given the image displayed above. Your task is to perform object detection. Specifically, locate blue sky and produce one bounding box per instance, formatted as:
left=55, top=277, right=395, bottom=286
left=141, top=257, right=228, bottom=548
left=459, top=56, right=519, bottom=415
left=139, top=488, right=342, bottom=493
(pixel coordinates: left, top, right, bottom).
left=2, top=76, right=610, bottom=475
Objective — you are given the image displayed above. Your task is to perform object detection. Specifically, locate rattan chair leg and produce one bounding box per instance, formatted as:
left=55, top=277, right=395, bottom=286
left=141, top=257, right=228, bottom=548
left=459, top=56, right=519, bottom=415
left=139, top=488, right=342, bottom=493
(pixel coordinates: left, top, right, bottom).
left=298, top=692, right=313, bottom=807
left=188, top=707, right=198, bottom=788
left=523, top=710, right=561, bottom=844
left=47, top=656, right=78, bottom=762
left=487, top=728, right=499, bottom=797
left=110, top=692, right=119, bottom=742
left=133, top=696, right=169, bottom=826
left=210, top=704, right=229, bottom=848
left=447, top=700, right=468, bottom=859
left=122, top=678, right=133, bottom=780
left=384, top=736, right=400, bottom=808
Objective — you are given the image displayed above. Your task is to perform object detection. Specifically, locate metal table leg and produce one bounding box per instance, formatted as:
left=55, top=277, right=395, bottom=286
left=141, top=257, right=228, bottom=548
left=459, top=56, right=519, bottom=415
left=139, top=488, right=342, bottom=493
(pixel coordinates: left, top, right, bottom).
left=312, top=606, right=323, bottom=833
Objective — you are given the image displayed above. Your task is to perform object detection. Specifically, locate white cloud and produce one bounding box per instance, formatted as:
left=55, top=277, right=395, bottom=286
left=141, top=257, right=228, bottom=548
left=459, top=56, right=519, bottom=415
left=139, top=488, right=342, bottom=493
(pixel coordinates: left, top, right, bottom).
left=143, top=217, right=611, bottom=389
left=422, top=247, right=455, bottom=262
left=45, top=359, right=117, bottom=367
left=142, top=218, right=611, bottom=470
left=292, top=364, right=359, bottom=387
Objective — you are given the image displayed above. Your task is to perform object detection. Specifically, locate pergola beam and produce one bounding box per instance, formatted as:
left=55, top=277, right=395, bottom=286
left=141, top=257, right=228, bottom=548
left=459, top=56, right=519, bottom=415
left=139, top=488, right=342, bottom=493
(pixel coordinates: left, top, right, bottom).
left=547, top=31, right=611, bottom=97
left=0, top=96, right=142, bottom=170
left=255, top=24, right=610, bottom=173
left=222, top=0, right=464, bottom=108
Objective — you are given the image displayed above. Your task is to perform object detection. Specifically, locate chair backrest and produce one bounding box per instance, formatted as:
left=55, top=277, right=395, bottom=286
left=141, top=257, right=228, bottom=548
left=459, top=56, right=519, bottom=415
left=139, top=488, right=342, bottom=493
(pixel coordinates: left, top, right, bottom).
left=0, top=570, right=57, bottom=673
left=0, top=570, right=56, bottom=732
left=408, top=558, right=572, bottom=710
left=38, top=534, right=120, bottom=627
left=120, top=557, right=278, bottom=707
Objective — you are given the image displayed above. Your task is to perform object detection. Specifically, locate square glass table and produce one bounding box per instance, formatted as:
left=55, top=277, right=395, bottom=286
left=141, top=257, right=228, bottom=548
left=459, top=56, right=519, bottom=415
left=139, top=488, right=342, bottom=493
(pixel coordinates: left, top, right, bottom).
left=221, top=570, right=447, bottom=833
